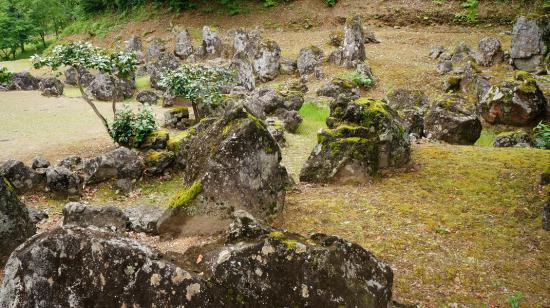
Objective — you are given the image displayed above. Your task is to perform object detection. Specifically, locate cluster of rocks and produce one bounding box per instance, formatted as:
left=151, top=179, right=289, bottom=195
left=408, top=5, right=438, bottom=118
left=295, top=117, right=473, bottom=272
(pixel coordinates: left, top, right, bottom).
left=328, top=15, right=367, bottom=68
left=163, top=107, right=194, bottom=129
left=493, top=130, right=533, bottom=148
left=2, top=71, right=64, bottom=97
left=300, top=95, right=411, bottom=183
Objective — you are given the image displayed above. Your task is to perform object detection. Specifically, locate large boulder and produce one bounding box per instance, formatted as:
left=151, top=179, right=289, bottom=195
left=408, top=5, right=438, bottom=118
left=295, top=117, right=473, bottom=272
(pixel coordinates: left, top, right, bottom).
left=200, top=26, right=222, bottom=57
left=143, top=150, right=175, bottom=175
left=477, top=71, right=547, bottom=126
left=231, top=28, right=262, bottom=59
left=493, top=131, right=532, bottom=148
left=386, top=89, right=429, bottom=137
left=474, top=37, right=504, bottom=67
left=297, top=46, right=324, bottom=76
left=39, top=77, right=64, bottom=97
left=175, top=30, right=195, bottom=60
left=230, top=52, right=256, bottom=91
left=82, top=147, right=144, bottom=185
left=0, top=160, right=45, bottom=193
left=149, top=53, right=181, bottom=90
left=8, top=72, right=40, bottom=91
left=124, top=204, right=167, bottom=234
left=511, top=15, right=550, bottom=72
left=163, top=107, right=288, bottom=235
left=0, top=213, right=395, bottom=307
left=316, top=77, right=360, bottom=99
left=341, top=15, right=366, bottom=68
left=45, top=166, right=81, bottom=197
left=146, top=39, right=166, bottom=63
left=89, top=74, right=135, bottom=101
left=424, top=94, right=482, bottom=145
left=300, top=97, right=411, bottom=183
left=279, top=57, right=297, bottom=75
left=253, top=40, right=281, bottom=82
left=64, top=65, right=95, bottom=87
left=0, top=177, right=35, bottom=265
left=125, top=36, right=144, bottom=63
left=63, top=202, right=129, bottom=231
left=245, top=84, right=305, bottom=119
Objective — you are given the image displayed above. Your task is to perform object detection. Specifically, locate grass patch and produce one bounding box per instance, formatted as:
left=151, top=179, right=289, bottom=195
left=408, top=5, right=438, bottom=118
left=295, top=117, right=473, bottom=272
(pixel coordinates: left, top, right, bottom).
left=135, top=76, right=151, bottom=90
left=296, top=101, right=329, bottom=135
left=476, top=128, right=497, bottom=147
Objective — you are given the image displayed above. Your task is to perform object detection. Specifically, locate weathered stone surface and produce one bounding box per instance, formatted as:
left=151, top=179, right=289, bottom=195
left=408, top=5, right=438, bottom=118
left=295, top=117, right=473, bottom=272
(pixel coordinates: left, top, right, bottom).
left=317, top=77, right=360, bottom=99
left=436, top=60, right=453, bottom=75
left=8, top=72, right=41, bottom=91
left=230, top=52, right=256, bottom=91
left=430, top=45, right=446, bottom=60
left=64, top=65, right=95, bottom=87
left=477, top=71, right=547, bottom=126
left=280, top=110, right=303, bottom=133
left=89, top=74, right=135, bottom=101
left=146, top=39, right=166, bottom=63
left=279, top=57, right=297, bottom=75
left=125, top=204, right=167, bottom=234
left=424, top=94, right=482, bottom=145
left=0, top=160, right=45, bottom=193
left=0, top=215, right=395, bottom=307
left=231, top=28, right=262, bottom=60
left=329, top=30, right=344, bottom=47
left=341, top=15, right=366, bottom=68
left=244, top=85, right=305, bottom=119
left=31, top=156, right=50, bottom=169
left=493, top=131, right=532, bottom=148
left=141, top=130, right=169, bottom=150
left=300, top=97, right=411, bottom=183
left=266, top=117, right=286, bottom=145
left=175, top=30, right=195, bottom=60
left=164, top=107, right=193, bottom=130
left=39, top=77, right=64, bottom=97
left=125, top=36, right=145, bottom=63
left=511, top=15, right=550, bottom=72
left=164, top=107, right=288, bottom=234
left=386, top=89, right=429, bottom=137
left=137, top=90, right=160, bottom=105
left=45, top=166, right=81, bottom=197
left=63, top=202, right=128, bottom=230
left=149, top=53, right=181, bottom=90
left=474, top=37, right=504, bottom=67
left=82, top=147, right=144, bottom=185
left=0, top=176, right=35, bottom=265
left=144, top=150, right=174, bottom=175
left=57, top=155, right=82, bottom=171
left=27, top=208, right=48, bottom=224
left=297, top=46, right=324, bottom=76
left=201, top=26, right=222, bottom=57
left=253, top=40, right=281, bottom=82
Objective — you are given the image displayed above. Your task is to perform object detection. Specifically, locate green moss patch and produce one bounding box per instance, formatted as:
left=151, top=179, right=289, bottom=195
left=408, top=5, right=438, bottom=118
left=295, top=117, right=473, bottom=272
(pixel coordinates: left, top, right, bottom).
left=166, top=127, right=197, bottom=152
left=168, top=181, right=203, bottom=209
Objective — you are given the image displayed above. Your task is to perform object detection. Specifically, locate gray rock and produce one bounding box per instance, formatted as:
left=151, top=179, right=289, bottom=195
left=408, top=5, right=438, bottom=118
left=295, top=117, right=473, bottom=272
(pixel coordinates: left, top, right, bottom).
left=146, top=39, right=166, bottom=63
left=436, top=60, right=453, bottom=75
left=279, top=57, right=297, bottom=75
left=143, top=150, right=174, bottom=176
left=424, top=94, right=482, bottom=145
left=300, top=96, right=411, bottom=183
left=89, top=74, right=135, bottom=101
left=386, top=89, right=429, bottom=137
left=31, top=156, right=50, bottom=169
left=63, top=202, right=129, bottom=230
left=253, top=40, right=281, bottom=82
left=493, top=131, right=532, bottom=148
left=45, top=166, right=81, bottom=197
left=116, top=178, right=133, bottom=195
left=125, top=36, right=143, bottom=53
left=297, top=46, right=324, bottom=76
left=124, top=204, right=167, bottom=234
left=149, top=53, right=181, bottom=90
left=164, top=107, right=193, bottom=130
left=0, top=160, right=45, bottom=193
left=201, top=26, right=222, bottom=57
left=280, top=110, right=302, bottom=133
left=477, top=71, right=547, bottom=126
left=231, top=27, right=262, bottom=59
left=82, top=147, right=144, bottom=185
left=474, top=37, right=504, bottom=67
left=341, top=15, right=366, bottom=68
left=27, top=208, right=48, bottom=224
left=230, top=52, right=256, bottom=91
left=8, top=72, right=41, bottom=91
left=0, top=176, right=36, bottom=265
left=430, top=45, right=446, bottom=59
left=317, top=77, right=360, bottom=99
left=64, top=65, right=95, bottom=87
left=175, top=30, right=194, bottom=60
left=39, top=77, right=64, bottom=97
left=511, top=15, right=550, bottom=72
left=266, top=118, right=286, bottom=145
left=136, top=90, right=160, bottom=105
left=140, top=130, right=170, bottom=150
left=57, top=155, right=82, bottom=171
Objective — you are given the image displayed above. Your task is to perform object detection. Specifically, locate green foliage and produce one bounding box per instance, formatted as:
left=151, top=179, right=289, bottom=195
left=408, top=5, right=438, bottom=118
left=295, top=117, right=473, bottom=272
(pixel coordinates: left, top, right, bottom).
left=350, top=71, right=373, bottom=89
left=0, top=66, right=13, bottom=84
left=533, top=122, right=550, bottom=150
left=159, top=65, right=234, bottom=118
left=32, top=42, right=138, bottom=79
left=110, top=104, right=157, bottom=148
left=507, top=292, right=524, bottom=308
left=455, top=0, right=478, bottom=23
left=323, top=0, right=338, bottom=7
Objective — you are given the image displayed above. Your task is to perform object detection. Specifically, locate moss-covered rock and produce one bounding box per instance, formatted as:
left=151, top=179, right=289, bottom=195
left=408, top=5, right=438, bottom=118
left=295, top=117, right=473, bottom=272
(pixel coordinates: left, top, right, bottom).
left=477, top=71, right=547, bottom=126
left=168, top=181, right=203, bottom=210
left=143, top=149, right=175, bottom=175
left=385, top=89, right=429, bottom=137
left=140, top=129, right=169, bottom=150
left=493, top=130, right=533, bottom=148
left=300, top=96, right=410, bottom=183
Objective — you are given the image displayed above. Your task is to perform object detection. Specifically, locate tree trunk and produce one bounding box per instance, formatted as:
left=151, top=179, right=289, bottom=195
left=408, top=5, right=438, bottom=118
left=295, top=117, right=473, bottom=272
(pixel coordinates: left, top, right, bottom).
left=109, top=75, right=118, bottom=118
left=20, top=42, right=24, bottom=53
left=40, top=34, right=46, bottom=48
left=76, top=67, right=111, bottom=136
left=191, top=101, right=201, bottom=122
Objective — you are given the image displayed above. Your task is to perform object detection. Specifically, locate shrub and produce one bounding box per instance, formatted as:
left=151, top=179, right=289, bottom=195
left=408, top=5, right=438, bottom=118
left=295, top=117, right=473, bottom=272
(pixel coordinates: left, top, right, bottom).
left=0, top=67, right=13, bottom=85
left=533, top=122, right=550, bottom=150
left=323, top=0, right=338, bottom=7
left=350, top=72, right=373, bottom=88
left=110, top=105, right=157, bottom=148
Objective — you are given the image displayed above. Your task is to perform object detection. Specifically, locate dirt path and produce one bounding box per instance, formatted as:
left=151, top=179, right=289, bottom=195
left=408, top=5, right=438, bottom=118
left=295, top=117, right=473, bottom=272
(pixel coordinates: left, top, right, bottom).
left=0, top=91, right=163, bottom=163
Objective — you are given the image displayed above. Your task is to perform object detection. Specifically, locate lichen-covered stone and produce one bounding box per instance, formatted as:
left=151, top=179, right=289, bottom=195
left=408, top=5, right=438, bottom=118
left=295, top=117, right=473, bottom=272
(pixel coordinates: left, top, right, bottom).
left=124, top=204, right=168, bottom=234
left=45, top=166, right=81, bottom=197
left=477, top=71, right=547, bottom=126
left=300, top=97, right=410, bottom=183
left=386, top=89, right=429, bottom=137
left=297, top=45, right=324, bottom=76
left=253, top=40, right=281, bottom=82
left=511, top=15, right=550, bottom=72
left=279, top=57, right=297, bottom=75
left=146, top=39, right=166, bottom=63
left=266, top=117, right=286, bottom=146
left=8, top=72, right=41, bottom=91
left=201, top=26, right=222, bottom=57
left=63, top=202, right=128, bottom=231
left=0, top=160, right=45, bottom=193
left=31, top=156, right=50, bottom=169
left=64, top=65, right=95, bottom=87
left=148, top=53, right=181, bottom=90
left=281, top=110, right=303, bottom=133
left=230, top=51, right=256, bottom=91
left=57, top=155, right=82, bottom=171
left=82, top=147, right=144, bottom=185
left=136, top=90, right=160, bottom=105
left=493, top=131, right=533, bottom=148
left=230, top=28, right=262, bottom=59
left=424, top=94, right=482, bottom=145
left=144, top=149, right=174, bottom=175
left=141, top=129, right=169, bottom=150
left=39, top=77, right=64, bottom=97
left=164, top=107, right=193, bottom=130
left=317, top=77, right=360, bottom=99
left=329, top=30, right=344, bottom=47
left=341, top=15, right=366, bottom=68
left=175, top=30, right=195, bottom=60
left=0, top=176, right=35, bottom=265
left=474, top=37, right=504, bottom=67
left=161, top=107, right=288, bottom=235
left=89, top=74, right=135, bottom=101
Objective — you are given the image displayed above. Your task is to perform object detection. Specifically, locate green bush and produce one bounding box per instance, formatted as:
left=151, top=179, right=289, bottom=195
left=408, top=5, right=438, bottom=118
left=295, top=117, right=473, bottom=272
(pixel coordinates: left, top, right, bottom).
left=533, top=122, right=550, bottom=150
left=110, top=105, right=157, bottom=148
left=350, top=72, right=373, bottom=89
left=323, top=0, right=338, bottom=7
left=0, top=67, right=13, bottom=85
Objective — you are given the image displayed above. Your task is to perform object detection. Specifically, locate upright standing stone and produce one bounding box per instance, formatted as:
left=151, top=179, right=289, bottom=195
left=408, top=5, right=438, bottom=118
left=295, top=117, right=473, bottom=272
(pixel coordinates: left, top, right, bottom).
left=341, top=15, right=366, bottom=68
left=253, top=40, right=281, bottom=82
left=511, top=15, right=550, bottom=72
left=230, top=52, right=256, bottom=91
left=201, top=26, right=222, bottom=57
left=175, top=30, right=194, bottom=60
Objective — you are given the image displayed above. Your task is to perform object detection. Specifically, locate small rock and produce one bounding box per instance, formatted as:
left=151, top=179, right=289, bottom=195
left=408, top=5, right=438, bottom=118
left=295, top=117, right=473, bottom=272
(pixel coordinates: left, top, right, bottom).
left=32, top=156, right=50, bottom=169
left=63, top=202, right=129, bottom=231
left=137, top=90, right=160, bottom=105
left=124, top=204, right=168, bottom=234
left=39, top=77, right=64, bottom=97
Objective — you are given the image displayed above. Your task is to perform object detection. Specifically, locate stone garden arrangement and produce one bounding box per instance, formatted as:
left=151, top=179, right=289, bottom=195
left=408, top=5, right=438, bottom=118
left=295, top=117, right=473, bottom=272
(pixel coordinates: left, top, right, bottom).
left=0, top=5, right=549, bottom=307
